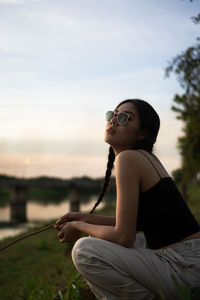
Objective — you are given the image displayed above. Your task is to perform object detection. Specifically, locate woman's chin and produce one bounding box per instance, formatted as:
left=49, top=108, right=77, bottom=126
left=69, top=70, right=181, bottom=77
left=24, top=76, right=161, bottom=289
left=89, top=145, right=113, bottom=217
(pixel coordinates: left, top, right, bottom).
left=104, top=139, right=111, bottom=146
left=104, top=136, right=113, bottom=145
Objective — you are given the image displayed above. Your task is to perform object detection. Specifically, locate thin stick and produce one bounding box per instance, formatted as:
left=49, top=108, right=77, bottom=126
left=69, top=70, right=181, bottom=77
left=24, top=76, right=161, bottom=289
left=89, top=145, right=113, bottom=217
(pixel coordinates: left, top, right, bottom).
left=0, top=223, right=54, bottom=251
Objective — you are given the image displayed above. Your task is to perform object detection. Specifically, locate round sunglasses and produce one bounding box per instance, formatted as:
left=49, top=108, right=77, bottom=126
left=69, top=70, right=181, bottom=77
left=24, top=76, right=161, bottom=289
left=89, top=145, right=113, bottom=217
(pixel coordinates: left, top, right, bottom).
left=105, top=111, right=131, bottom=126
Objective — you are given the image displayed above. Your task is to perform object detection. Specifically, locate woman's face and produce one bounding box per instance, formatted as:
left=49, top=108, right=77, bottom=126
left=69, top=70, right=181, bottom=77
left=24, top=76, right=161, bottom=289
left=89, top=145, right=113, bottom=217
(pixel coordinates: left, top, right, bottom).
left=104, top=102, right=144, bottom=155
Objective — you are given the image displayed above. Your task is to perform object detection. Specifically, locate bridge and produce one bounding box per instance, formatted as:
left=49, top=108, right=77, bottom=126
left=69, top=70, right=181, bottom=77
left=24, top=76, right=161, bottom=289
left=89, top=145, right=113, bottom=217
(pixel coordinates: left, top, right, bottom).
left=0, top=177, right=103, bottom=224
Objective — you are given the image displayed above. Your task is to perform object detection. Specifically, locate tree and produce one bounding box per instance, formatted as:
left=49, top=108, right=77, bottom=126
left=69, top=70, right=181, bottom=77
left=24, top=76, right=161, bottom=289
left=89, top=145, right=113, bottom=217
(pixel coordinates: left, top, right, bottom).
left=165, top=10, right=200, bottom=199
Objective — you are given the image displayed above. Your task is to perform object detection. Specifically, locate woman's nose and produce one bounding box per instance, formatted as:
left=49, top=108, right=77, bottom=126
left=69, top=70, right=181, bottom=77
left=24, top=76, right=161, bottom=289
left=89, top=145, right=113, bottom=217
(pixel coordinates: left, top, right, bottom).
left=111, top=115, right=118, bottom=126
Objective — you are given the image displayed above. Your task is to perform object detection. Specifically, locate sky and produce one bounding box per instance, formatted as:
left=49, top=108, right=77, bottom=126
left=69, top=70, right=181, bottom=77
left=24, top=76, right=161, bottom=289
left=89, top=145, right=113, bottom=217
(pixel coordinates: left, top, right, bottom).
left=0, top=0, right=199, bottom=179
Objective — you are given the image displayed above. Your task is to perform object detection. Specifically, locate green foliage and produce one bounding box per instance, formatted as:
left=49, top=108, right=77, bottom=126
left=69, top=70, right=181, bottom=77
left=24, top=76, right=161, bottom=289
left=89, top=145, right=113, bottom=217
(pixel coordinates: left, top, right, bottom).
left=0, top=188, right=10, bottom=206
left=61, top=273, right=96, bottom=300
left=16, top=275, right=54, bottom=300
left=171, top=274, right=200, bottom=300
left=172, top=168, right=182, bottom=184
left=171, top=275, right=192, bottom=300
left=187, top=182, right=200, bottom=223
left=0, top=174, right=115, bottom=206
left=165, top=9, right=200, bottom=182
left=28, top=187, right=68, bottom=203
left=0, top=174, right=16, bottom=180
left=177, top=102, right=200, bottom=179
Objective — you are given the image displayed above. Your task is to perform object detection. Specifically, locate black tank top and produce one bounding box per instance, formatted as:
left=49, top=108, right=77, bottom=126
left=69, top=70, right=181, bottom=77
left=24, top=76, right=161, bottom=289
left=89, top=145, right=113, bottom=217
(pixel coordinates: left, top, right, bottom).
left=136, top=151, right=199, bottom=249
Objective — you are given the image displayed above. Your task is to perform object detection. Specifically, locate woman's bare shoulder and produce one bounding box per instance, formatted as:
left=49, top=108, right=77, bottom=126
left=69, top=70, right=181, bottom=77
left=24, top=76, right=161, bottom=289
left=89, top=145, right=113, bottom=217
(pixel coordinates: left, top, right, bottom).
left=115, top=150, right=145, bottom=172
left=116, top=149, right=145, bottom=161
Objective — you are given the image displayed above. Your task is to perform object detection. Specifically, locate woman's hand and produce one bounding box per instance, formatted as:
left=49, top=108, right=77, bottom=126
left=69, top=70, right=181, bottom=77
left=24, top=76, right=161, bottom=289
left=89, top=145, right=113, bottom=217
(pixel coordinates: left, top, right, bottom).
left=57, top=222, right=81, bottom=243
left=54, top=212, right=89, bottom=230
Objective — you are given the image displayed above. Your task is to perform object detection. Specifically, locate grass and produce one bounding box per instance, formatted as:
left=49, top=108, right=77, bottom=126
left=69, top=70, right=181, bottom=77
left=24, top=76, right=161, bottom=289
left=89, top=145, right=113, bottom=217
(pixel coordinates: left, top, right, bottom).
left=0, top=185, right=199, bottom=300
left=187, top=182, right=200, bottom=223
left=0, top=222, right=74, bottom=299
left=0, top=222, right=97, bottom=300
left=0, top=202, right=115, bottom=300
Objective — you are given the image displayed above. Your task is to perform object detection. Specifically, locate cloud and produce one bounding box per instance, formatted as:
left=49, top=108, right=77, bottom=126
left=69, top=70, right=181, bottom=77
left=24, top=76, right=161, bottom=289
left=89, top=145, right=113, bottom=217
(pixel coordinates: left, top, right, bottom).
left=0, top=0, right=198, bottom=178
left=0, top=0, right=45, bottom=4
left=0, top=0, right=198, bottom=60
left=0, top=0, right=23, bottom=3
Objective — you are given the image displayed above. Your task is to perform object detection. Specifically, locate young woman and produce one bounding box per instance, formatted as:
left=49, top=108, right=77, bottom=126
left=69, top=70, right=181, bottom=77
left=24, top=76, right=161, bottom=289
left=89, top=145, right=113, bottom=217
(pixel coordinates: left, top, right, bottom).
left=55, top=99, right=200, bottom=300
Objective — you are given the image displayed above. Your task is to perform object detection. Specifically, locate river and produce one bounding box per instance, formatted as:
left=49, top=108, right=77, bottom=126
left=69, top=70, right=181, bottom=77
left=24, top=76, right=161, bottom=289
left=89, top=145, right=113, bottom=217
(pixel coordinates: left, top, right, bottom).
left=0, top=195, right=104, bottom=240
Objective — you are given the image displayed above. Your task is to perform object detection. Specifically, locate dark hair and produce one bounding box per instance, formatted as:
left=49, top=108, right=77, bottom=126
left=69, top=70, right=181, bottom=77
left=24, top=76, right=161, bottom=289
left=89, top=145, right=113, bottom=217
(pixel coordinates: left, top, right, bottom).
left=116, top=99, right=160, bottom=153
left=90, top=146, right=115, bottom=213
left=90, top=99, right=160, bottom=214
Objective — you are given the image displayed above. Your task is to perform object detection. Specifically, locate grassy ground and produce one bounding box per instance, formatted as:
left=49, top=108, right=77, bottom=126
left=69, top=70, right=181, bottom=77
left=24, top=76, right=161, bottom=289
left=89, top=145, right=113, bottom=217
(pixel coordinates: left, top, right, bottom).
left=187, top=183, right=200, bottom=223
left=0, top=202, right=115, bottom=300
left=0, top=185, right=199, bottom=300
left=0, top=222, right=76, bottom=300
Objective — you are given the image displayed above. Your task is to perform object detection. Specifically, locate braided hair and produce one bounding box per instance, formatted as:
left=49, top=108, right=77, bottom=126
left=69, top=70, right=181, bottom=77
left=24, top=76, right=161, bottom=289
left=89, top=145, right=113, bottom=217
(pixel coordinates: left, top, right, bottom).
left=90, top=146, right=115, bottom=214
left=90, top=99, right=160, bottom=214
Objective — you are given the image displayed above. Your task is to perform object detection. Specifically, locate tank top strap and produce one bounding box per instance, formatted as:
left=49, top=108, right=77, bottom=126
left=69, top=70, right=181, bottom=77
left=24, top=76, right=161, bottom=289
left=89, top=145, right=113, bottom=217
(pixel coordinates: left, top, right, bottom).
left=136, top=150, right=162, bottom=179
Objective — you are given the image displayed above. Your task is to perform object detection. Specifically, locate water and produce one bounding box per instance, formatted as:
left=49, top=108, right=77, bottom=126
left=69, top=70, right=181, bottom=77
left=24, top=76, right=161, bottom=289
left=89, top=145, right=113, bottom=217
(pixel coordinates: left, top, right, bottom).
left=0, top=195, right=104, bottom=240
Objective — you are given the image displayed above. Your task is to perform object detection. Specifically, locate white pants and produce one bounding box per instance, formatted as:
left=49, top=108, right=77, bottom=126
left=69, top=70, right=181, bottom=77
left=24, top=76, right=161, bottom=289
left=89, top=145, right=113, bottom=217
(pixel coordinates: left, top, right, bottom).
left=72, top=233, right=200, bottom=300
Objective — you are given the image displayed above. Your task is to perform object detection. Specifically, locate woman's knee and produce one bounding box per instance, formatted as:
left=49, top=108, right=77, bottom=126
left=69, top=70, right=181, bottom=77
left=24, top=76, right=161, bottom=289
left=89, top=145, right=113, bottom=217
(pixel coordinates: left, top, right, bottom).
left=71, top=236, right=97, bottom=272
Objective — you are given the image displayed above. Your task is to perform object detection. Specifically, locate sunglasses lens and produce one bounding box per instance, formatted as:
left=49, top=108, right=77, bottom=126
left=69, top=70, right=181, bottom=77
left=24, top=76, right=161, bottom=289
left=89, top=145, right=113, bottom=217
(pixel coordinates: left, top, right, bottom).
left=117, top=112, right=128, bottom=125
left=105, top=111, right=114, bottom=122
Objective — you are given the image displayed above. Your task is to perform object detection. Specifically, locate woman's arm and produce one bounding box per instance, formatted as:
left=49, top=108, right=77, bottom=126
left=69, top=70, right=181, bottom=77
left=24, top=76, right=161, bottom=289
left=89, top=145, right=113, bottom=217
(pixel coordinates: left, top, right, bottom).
left=114, top=150, right=140, bottom=246
left=55, top=212, right=115, bottom=228
left=88, top=214, right=116, bottom=226
left=58, top=150, right=140, bottom=247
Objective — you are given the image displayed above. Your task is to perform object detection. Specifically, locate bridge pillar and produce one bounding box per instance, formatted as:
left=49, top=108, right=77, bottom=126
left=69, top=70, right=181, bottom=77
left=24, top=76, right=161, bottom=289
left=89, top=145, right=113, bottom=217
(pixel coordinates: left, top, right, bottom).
left=10, top=186, right=28, bottom=223
left=69, top=183, right=80, bottom=212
